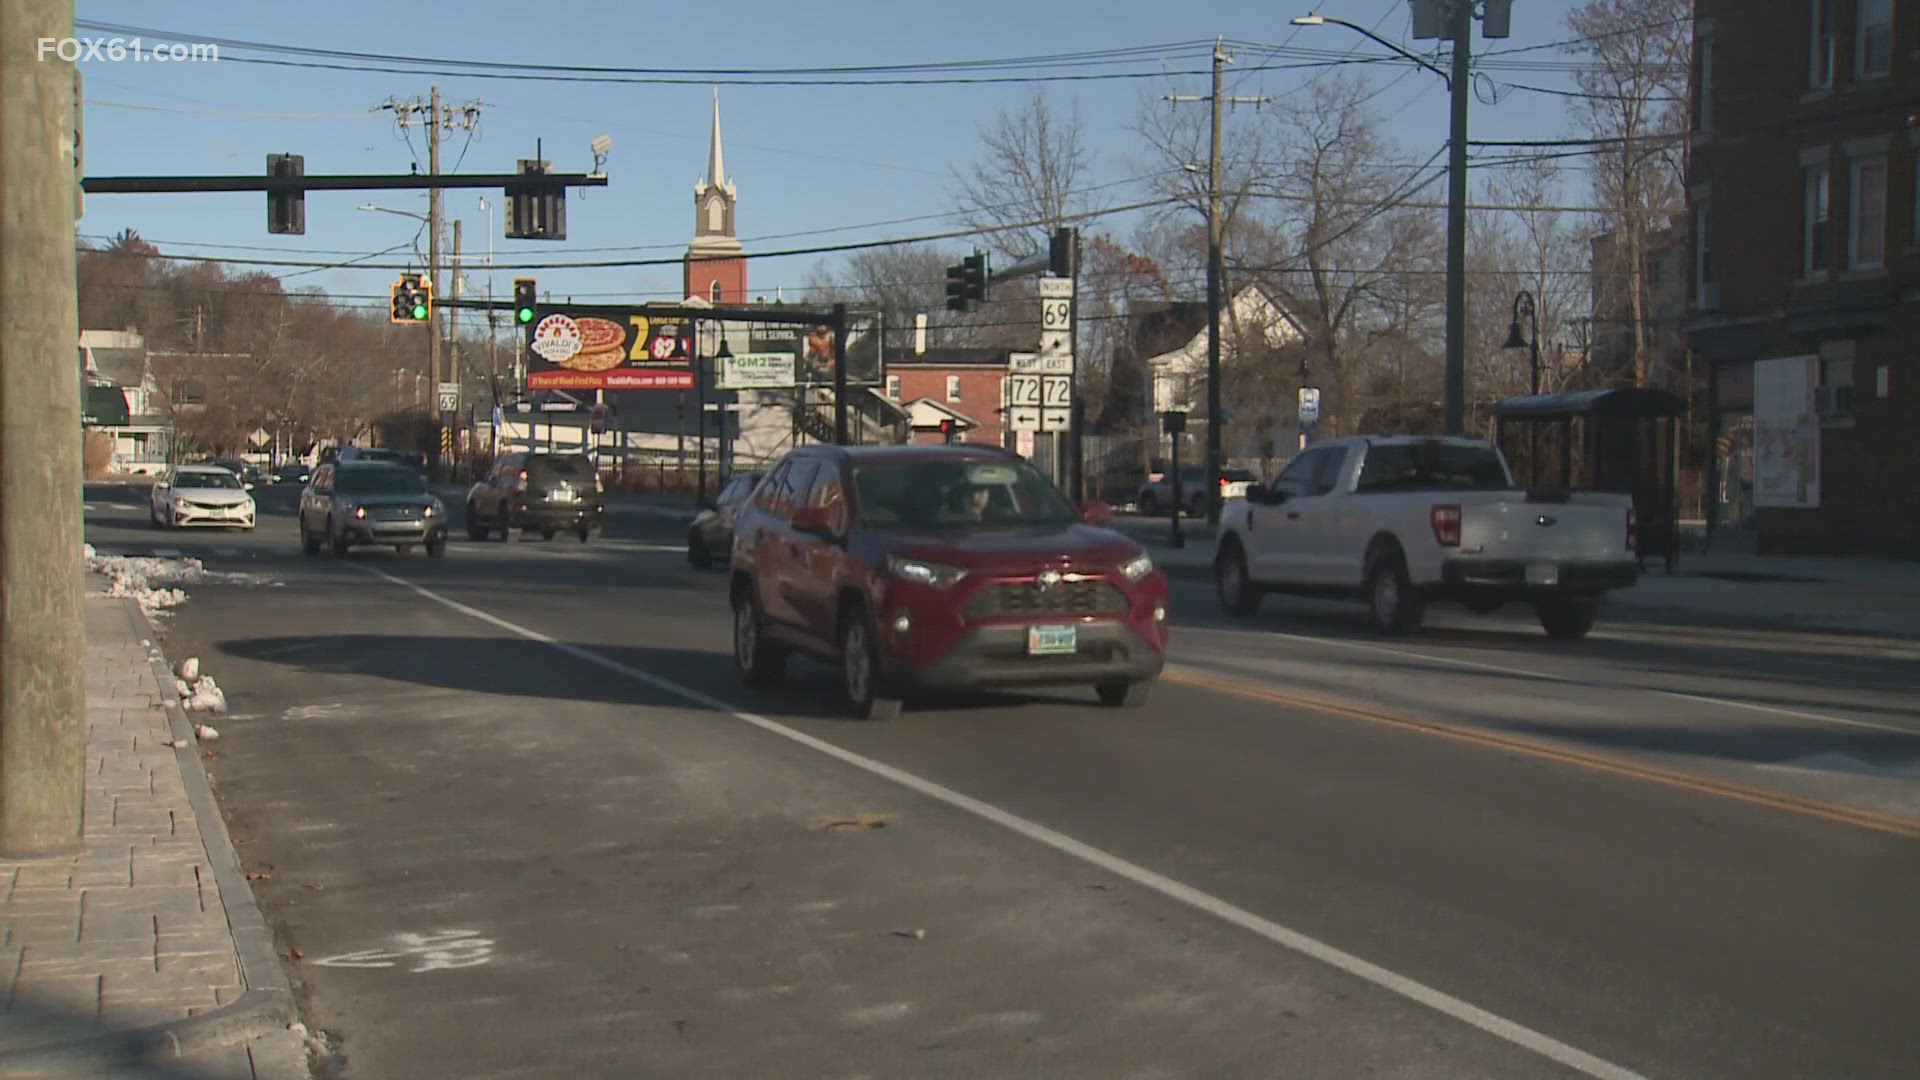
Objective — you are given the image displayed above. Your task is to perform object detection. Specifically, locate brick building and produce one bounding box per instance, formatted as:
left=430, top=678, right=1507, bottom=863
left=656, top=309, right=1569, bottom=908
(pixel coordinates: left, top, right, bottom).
left=1686, top=0, right=1918, bottom=556
left=882, top=348, right=1009, bottom=447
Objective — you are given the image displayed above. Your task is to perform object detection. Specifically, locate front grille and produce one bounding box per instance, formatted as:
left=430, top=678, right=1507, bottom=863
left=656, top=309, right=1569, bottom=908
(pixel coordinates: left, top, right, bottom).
left=186, top=500, right=239, bottom=512
left=371, top=507, right=420, bottom=521
left=965, top=577, right=1128, bottom=620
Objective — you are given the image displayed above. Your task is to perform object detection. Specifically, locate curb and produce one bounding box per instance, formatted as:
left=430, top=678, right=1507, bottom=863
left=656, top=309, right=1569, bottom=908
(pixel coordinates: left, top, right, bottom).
left=1154, top=559, right=1920, bottom=657
left=0, top=598, right=299, bottom=1075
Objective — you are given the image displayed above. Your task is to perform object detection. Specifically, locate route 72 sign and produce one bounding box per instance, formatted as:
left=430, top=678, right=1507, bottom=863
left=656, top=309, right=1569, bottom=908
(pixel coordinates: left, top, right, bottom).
left=1006, top=351, right=1071, bottom=432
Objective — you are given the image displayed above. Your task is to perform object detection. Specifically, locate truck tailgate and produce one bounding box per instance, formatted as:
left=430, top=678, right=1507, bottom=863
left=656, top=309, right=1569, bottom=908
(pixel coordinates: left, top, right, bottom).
left=1461, top=493, right=1633, bottom=562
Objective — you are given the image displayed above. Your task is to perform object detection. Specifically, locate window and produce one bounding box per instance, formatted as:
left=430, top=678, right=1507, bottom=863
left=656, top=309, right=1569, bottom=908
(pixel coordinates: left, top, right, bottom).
left=886, top=374, right=901, bottom=400
left=170, top=379, right=205, bottom=406
left=1849, top=156, right=1887, bottom=270
left=1809, top=0, right=1834, bottom=88
left=1803, top=162, right=1831, bottom=276
left=1310, top=448, right=1349, bottom=495
left=1856, top=0, right=1892, bottom=79
left=1693, top=32, right=1714, bottom=134
left=753, top=461, right=791, bottom=513
left=709, top=280, right=723, bottom=304
left=806, top=468, right=847, bottom=534
left=1354, top=442, right=1510, bottom=493
left=1273, top=448, right=1329, bottom=499
left=946, top=374, right=961, bottom=402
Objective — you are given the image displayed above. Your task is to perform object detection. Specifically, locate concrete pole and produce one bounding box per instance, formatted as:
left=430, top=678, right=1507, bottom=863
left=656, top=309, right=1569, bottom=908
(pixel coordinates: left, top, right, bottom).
left=1443, top=1, right=1473, bottom=436
left=1, top=0, right=87, bottom=856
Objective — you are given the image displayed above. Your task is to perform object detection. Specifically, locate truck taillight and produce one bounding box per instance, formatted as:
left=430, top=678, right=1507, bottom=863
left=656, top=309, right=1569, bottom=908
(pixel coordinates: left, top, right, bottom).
left=1626, top=506, right=1638, bottom=553
left=1430, top=504, right=1462, bottom=547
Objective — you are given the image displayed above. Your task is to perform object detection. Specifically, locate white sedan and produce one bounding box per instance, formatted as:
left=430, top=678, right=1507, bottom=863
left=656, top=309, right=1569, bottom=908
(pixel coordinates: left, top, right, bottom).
left=150, top=465, right=256, bottom=530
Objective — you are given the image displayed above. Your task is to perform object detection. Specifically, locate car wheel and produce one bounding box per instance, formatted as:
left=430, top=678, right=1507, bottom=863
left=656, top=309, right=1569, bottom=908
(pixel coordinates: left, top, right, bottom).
left=466, top=503, right=488, bottom=541
left=1095, top=679, right=1153, bottom=708
left=328, top=518, right=350, bottom=557
left=688, top=530, right=712, bottom=570
left=300, top=519, right=320, bottom=557
left=732, top=587, right=787, bottom=688
left=1138, top=491, right=1159, bottom=516
left=1215, top=539, right=1262, bottom=616
left=425, top=535, right=447, bottom=559
left=577, top=525, right=591, bottom=543
left=840, top=601, right=903, bottom=721
left=1364, top=545, right=1425, bottom=635
left=150, top=507, right=164, bottom=529
left=541, top=527, right=556, bottom=541
left=1536, top=596, right=1599, bottom=640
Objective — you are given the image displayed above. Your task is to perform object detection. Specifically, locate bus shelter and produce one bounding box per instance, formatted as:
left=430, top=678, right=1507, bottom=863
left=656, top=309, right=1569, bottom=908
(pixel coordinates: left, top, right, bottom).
left=1491, top=387, right=1688, bottom=574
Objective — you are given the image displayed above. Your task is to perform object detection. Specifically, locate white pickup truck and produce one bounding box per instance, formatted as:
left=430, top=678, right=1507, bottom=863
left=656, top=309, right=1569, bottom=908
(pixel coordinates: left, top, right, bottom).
left=1213, top=435, right=1638, bottom=638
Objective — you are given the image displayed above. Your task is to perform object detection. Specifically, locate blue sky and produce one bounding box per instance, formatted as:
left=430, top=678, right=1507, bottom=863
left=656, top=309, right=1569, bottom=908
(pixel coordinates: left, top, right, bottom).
left=74, top=0, right=1591, bottom=320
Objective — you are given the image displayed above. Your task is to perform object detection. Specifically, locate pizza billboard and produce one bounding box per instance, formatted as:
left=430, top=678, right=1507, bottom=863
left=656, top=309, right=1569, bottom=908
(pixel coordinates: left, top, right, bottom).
left=525, top=309, right=693, bottom=390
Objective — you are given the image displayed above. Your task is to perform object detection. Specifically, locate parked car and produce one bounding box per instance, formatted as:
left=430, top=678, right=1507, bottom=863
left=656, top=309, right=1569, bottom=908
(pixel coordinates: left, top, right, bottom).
left=150, top=465, right=256, bottom=530
left=299, top=462, right=447, bottom=557
left=688, top=470, right=766, bottom=569
left=1135, top=466, right=1257, bottom=516
left=274, top=463, right=311, bottom=485
left=728, top=444, right=1169, bottom=720
left=209, top=458, right=265, bottom=484
left=1212, top=435, right=1638, bottom=638
left=464, top=451, right=605, bottom=542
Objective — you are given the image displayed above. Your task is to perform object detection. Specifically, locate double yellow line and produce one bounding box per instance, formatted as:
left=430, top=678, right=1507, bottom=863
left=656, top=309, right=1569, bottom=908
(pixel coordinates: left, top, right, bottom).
left=1166, top=665, right=1920, bottom=841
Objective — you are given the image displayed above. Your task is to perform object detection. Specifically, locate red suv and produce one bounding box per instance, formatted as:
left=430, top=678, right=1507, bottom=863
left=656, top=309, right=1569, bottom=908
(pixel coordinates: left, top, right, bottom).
left=728, top=444, right=1169, bottom=720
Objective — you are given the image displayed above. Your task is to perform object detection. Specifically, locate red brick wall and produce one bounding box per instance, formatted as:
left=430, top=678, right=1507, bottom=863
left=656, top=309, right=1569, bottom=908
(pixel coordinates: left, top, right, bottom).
left=683, top=256, right=746, bottom=305
left=893, top=366, right=1007, bottom=446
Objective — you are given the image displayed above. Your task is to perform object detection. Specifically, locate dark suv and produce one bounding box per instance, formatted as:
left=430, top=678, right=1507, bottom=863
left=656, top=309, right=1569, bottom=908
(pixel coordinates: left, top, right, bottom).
left=728, top=445, right=1169, bottom=720
left=465, top=452, right=605, bottom=541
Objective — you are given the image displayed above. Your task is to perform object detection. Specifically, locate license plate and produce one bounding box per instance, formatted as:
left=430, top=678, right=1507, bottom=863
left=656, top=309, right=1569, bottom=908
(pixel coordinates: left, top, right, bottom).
left=1526, top=562, right=1559, bottom=586
left=550, top=489, right=577, bottom=502
left=1027, top=624, right=1077, bottom=655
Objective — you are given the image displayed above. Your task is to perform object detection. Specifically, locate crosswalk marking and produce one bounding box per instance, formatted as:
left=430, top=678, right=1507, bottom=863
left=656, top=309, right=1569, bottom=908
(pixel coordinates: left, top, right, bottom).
left=82, top=502, right=97, bottom=511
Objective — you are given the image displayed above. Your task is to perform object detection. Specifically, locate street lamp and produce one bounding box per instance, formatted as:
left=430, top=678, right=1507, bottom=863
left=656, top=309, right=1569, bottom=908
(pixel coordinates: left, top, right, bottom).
left=358, top=203, right=429, bottom=224
left=1503, top=290, right=1541, bottom=396
left=1504, top=289, right=1542, bottom=481
left=1295, top=5, right=1472, bottom=436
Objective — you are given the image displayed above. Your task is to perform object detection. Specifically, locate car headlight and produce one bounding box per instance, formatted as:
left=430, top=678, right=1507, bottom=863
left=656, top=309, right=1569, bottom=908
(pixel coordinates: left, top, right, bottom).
left=887, top=555, right=967, bottom=588
left=422, top=502, right=437, bottom=518
left=1119, top=552, right=1154, bottom=582
left=352, top=505, right=367, bottom=519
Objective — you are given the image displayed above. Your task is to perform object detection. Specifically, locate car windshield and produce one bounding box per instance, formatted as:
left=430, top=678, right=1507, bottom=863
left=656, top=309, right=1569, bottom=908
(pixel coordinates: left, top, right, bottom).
left=174, top=471, right=242, bottom=490
left=1355, top=442, right=1511, bottom=492
left=352, top=449, right=406, bottom=463
left=853, top=459, right=1078, bottom=531
left=334, top=467, right=428, bottom=495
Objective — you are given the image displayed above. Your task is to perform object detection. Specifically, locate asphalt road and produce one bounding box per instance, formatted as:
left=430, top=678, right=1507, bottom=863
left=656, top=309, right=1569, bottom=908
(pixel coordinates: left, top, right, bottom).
left=86, top=481, right=1920, bottom=1079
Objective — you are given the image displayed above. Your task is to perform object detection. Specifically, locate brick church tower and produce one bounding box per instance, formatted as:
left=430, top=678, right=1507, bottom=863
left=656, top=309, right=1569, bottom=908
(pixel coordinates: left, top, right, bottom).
left=685, top=91, right=746, bottom=305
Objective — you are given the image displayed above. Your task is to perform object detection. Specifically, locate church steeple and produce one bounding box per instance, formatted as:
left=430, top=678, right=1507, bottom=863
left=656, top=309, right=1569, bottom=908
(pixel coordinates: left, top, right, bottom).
left=686, top=89, right=745, bottom=305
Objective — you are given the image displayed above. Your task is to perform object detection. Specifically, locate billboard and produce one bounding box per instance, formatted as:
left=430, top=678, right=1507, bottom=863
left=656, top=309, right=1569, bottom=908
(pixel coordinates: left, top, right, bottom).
left=717, top=352, right=797, bottom=390
left=524, top=308, right=693, bottom=391
left=742, top=311, right=883, bottom=387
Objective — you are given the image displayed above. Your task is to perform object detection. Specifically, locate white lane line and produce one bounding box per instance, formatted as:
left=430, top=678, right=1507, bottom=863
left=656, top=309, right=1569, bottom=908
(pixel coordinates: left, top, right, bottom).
left=213, top=547, right=244, bottom=557
left=153, top=547, right=182, bottom=558
left=82, top=502, right=97, bottom=511
left=1177, top=625, right=1920, bottom=737
left=352, top=560, right=1648, bottom=1080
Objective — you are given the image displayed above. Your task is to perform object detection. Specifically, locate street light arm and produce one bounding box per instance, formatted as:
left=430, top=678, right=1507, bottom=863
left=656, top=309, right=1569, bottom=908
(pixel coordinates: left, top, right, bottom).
left=358, top=204, right=430, bottom=223
left=1290, top=13, right=1452, bottom=87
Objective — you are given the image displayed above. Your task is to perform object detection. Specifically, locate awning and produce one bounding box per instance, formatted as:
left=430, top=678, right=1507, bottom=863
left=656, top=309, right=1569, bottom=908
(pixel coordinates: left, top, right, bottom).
left=82, top=384, right=131, bottom=427
left=1491, top=386, right=1687, bottom=421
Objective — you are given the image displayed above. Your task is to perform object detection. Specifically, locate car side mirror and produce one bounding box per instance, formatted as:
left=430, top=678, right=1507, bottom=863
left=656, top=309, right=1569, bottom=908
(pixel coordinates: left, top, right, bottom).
left=1080, top=501, right=1113, bottom=526
left=155, top=481, right=170, bottom=490
left=790, top=505, right=838, bottom=538
left=244, top=482, right=255, bottom=491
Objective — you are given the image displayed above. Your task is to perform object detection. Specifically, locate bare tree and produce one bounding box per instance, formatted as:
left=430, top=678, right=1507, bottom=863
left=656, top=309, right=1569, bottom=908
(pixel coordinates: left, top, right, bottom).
left=951, top=89, right=1094, bottom=264
left=1566, top=0, right=1690, bottom=388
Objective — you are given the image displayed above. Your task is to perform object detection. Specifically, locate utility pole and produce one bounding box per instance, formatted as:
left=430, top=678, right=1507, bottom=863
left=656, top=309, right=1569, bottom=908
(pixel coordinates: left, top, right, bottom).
left=428, top=86, right=442, bottom=469
left=1167, top=41, right=1265, bottom=526
left=2, top=0, right=85, bottom=856
left=450, top=218, right=462, bottom=475
left=1444, top=1, right=1472, bottom=436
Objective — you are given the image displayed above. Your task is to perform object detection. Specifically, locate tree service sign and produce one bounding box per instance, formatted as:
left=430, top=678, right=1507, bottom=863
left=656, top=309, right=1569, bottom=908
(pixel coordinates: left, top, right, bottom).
left=526, top=309, right=693, bottom=390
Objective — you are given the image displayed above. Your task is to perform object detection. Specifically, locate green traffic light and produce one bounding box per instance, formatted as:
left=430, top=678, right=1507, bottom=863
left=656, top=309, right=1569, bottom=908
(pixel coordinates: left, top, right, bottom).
left=516, top=307, right=533, bottom=324
left=412, top=304, right=428, bottom=320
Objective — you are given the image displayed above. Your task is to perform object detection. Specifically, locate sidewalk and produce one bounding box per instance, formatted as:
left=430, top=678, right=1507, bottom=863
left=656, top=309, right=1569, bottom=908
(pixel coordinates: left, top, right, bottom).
left=1114, top=516, right=1920, bottom=651
left=0, top=587, right=308, bottom=1078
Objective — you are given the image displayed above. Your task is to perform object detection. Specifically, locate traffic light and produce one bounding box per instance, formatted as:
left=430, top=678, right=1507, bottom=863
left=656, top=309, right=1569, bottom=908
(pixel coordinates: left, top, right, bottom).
left=945, top=263, right=967, bottom=312
left=961, top=252, right=989, bottom=304
left=938, top=418, right=958, bottom=444
left=504, top=159, right=566, bottom=240
left=267, top=153, right=305, bottom=235
left=1049, top=227, right=1078, bottom=278
left=513, top=278, right=537, bottom=325
left=390, top=274, right=431, bottom=323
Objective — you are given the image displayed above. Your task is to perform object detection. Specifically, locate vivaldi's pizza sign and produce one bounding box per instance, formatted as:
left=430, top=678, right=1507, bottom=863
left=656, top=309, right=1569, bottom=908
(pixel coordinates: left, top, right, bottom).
left=525, top=309, right=693, bottom=390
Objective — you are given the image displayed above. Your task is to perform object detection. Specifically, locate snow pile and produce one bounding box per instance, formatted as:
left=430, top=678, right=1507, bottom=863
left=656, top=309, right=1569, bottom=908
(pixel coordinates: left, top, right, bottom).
left=84, top=553, right=273, bottom=617
left=83, top=542, right=96, bottom=558
left=184, top=674, right=227, bottom=713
